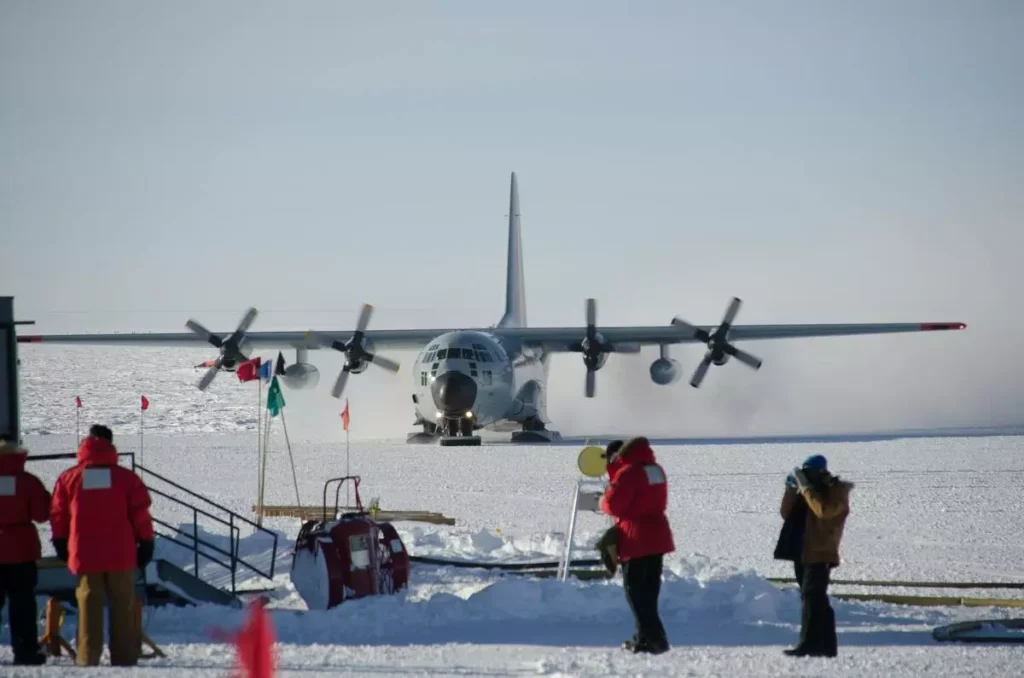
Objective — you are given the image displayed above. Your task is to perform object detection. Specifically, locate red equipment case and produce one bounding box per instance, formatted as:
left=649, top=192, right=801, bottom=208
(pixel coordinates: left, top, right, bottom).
left=289, top=476, right=410, bottom=610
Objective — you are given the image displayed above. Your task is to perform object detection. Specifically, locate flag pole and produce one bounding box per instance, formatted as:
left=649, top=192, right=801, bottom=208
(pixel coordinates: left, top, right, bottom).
left=140, top=405, right=144, bottom=470
left=341, top=399, right=350, bottom=508
left=258, top=409, right=271, bottom=527
left=75, top=398, right=80, bottom=447
left=257, top=375, right=262, bottom=506
left=278, top=405, right=301, bottom=509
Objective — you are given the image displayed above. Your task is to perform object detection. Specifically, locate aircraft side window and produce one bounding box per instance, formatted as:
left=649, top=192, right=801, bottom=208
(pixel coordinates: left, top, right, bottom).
left=420, top=372, right=427, bottom=386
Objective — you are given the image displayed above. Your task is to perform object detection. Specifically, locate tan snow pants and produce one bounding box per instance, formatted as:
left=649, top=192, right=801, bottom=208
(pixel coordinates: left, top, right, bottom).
left=75, top=569, right=139, bottom=666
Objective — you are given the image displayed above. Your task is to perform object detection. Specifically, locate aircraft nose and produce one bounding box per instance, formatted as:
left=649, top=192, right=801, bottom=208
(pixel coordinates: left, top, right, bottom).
left=431, top=371, right=477, bottom=414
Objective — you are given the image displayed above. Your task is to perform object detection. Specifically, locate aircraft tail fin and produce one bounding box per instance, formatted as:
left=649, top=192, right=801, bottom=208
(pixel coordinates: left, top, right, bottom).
left=497, top=172, right=527, bottom=328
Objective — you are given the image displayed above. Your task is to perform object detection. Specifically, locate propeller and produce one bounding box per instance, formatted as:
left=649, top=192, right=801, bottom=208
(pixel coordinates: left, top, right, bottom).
left=567, top=298, right=638, bottom=397
left=308, top=303, right=401, bottom=399
left=671, top=297, right=762, bottom=388
left=186, top=307, right=259, bottom=391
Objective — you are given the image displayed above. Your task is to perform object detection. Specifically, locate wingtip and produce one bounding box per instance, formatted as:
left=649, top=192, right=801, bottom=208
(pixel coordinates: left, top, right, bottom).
left=920, top=322, right=967, bottom=331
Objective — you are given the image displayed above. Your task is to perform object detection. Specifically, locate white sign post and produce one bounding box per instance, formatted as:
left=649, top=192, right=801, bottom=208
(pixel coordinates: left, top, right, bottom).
left=557, top=477, right=610, bottom=582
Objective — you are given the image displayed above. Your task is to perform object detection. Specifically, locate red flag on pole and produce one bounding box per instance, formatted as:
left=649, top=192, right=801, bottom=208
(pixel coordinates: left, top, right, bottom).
left=75, top=396, right=82, bottom=408
left=210, top=599, right=276, bottom=678
left=141, top=395, right=149, bottom=411
left=237, top=357, right=261, bottom=383
left=340, top=399, right=350, bottom=431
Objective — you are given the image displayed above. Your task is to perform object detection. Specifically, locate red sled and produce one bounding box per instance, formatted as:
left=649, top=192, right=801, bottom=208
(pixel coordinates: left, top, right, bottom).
left=289, top=476, right=410, bottom=610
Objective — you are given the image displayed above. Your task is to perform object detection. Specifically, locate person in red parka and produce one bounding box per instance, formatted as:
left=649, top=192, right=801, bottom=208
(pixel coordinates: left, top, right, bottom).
left=50, top=425, right=155, bottom=667
left=599, top=436, right=674, bottom=655
left=0, top=435, right=50, bottom=666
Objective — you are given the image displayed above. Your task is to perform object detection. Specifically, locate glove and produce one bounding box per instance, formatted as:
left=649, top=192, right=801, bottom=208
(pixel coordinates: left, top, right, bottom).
left=137, top=539, right=154, bottom=569
left=52, top=538, right=69, bottom=563
left=785, top=473, right=797, bottom=489
left=792, top=467, right=811, bottom=493
left=595, top=526, right=620, bottom=576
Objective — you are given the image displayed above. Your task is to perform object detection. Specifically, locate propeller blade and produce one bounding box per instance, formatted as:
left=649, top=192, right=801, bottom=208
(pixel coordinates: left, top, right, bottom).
left=331, top=367, right=351, bottom=399
left=236, top=307, right=259, bottom=335
left=197, top=356, right=224, bottom=391
left=585, top=369, right=596, bottom=398
left=586, top=298, right=596, bottom=327
left=726, top=345, right=762, bottom=370
left=355, top=304, right=374, bottom=334
left=721, top=297, right=742, bottom=327
left=690, top=355, right=713, bottom=388
left=369, top=353, right=401, bottom=373
left=186, top=319, right=221, bottom=347
left=671, top=317, right=710, bottom=343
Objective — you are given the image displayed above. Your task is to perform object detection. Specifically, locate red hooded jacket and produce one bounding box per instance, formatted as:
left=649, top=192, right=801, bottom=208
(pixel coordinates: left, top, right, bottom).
left=599, top=437, right=675, bottom=561
left=50, top=436, right=155, bottom=575
left=0, top=443, right=51, bottom=564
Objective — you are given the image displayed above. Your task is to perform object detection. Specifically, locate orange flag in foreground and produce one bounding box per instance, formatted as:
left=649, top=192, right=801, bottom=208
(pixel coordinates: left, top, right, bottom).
left=211, top=599, right=276, bottom=678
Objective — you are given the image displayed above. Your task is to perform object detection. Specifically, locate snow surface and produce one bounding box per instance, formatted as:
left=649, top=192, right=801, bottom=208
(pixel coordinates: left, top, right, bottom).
left=4, top=345, right=1024, bottom=675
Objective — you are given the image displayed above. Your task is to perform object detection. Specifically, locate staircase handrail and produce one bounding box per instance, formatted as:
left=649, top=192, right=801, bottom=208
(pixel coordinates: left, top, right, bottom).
left=27, top=451, right=279, bottom=595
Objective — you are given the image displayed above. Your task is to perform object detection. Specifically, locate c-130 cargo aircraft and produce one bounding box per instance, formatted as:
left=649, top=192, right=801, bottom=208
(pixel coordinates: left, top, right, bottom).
left=19, top=173, right=966, bottom=446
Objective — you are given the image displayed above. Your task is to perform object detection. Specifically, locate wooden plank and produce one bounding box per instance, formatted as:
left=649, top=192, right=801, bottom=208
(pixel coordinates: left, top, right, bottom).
left=832, top=593, right=1024, bottom=608
left=253, top=504, right=456, bottom=526
left=767, top=577, right=1024, bottom=590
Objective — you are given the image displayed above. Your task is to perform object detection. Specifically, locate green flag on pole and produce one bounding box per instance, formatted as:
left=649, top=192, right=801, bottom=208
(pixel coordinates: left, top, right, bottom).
left=267, top=375, right=286, bottom=417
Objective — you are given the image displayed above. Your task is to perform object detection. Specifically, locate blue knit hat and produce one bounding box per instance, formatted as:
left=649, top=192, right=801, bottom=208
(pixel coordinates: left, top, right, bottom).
left=802, top=454, right=828, bottom=471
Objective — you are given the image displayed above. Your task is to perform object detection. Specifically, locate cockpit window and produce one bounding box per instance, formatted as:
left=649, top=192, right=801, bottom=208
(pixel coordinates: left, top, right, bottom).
left=461, top=348, right=474, bottom=360
left=436, top=348, right=447, bottom=359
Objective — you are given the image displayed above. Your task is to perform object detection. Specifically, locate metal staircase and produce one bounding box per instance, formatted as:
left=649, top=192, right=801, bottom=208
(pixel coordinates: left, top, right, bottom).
left=30, top=451, right=280, bottom=608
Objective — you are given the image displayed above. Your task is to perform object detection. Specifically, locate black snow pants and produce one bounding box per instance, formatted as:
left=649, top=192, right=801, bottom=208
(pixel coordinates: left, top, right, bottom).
left=622, top=554, right=668, bottom=649
left=793, top=562, right=837, bottom=656
left=0, top=561, right=43, bottom=663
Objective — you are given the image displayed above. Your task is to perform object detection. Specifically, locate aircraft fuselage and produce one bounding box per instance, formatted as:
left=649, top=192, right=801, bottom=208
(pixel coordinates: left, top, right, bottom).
left=409, top=330, right=550, bottom=437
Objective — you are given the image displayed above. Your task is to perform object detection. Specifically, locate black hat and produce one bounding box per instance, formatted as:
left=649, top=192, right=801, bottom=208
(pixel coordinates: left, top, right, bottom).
left=89, top=424, right=113, bottom=442
left=605, top=439, right=624, bottom=461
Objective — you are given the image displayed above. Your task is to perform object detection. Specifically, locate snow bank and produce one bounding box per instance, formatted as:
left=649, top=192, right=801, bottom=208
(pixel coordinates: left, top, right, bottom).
left=140, top=553, right=799, bottom=647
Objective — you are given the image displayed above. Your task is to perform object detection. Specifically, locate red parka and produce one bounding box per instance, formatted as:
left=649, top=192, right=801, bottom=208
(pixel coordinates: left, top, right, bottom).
left=0, top=443, right=51, bottom=564
left=599, top=436, right=675, bottom=561
left=50, top=436, right=155, bottom=575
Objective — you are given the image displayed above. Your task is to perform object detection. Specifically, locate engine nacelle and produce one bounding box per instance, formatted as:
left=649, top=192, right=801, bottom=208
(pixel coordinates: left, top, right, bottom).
left=580, top=335, right=609, bottom=370
left=282, top=362, right=321, bottom=390
left=649, top=358, right=682, bottom=385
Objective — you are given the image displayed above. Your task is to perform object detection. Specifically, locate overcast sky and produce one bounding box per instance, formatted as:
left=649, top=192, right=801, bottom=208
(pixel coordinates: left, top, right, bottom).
left=2, top=1, right=1022, bottom=435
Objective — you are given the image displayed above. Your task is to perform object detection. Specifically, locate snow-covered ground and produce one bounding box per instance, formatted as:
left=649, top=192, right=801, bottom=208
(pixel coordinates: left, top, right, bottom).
left=4, top=345, right=1024, bottom=676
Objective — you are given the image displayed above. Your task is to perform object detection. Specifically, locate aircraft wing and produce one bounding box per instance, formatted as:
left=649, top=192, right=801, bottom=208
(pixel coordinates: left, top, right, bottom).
left=16, top=329, right=456, bottom=351
left=498, top=321, right=968, bottom=351
left=17, top=321, right=967, bottom=352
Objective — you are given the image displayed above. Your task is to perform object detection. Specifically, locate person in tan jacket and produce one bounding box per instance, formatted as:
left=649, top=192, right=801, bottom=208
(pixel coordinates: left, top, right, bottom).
left=773, top=454, right=852, bottom=658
